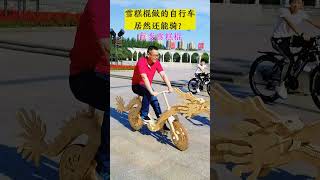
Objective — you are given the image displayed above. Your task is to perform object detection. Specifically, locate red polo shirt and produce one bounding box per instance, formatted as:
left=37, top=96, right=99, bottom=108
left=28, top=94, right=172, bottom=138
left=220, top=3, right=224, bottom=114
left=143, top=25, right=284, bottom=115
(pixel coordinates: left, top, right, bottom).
left=69, top=0, right=109, bottom=75
left=132, top=57, right=164, bottom=85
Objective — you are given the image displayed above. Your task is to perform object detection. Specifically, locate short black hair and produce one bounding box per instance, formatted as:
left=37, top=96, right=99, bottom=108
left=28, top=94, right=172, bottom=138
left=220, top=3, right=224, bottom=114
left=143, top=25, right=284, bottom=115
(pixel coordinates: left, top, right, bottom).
left=201, top=59, right=206, bottom=63
left=147, top=46, right=158, bottom=54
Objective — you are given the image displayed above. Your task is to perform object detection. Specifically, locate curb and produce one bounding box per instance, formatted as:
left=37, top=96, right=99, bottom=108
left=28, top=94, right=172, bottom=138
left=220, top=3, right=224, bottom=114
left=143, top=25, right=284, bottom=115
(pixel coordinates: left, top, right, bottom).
left=212, top=69, right=246, bottom=76
left=0, top=43, right=69, bottom=58
left=111, top=74, right=185, bottom=87
left=111, top=73, right=235, bottom=85
left=0, top=40, right=71, bottom=52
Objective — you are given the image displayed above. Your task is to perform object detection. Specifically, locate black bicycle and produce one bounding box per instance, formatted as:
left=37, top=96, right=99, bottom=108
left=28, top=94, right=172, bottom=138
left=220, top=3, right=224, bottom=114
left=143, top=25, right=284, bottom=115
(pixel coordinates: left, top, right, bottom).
left=249, top=35, right=320, bottom=108
left=188, top=73, right=210, bottom=95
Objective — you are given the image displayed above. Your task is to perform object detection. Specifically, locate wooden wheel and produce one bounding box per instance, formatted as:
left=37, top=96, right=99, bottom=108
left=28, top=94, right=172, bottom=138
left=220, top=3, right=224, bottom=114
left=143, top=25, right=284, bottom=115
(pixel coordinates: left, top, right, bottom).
left=128, top=116, right=143, bottom=131
left=59, top=144, right=93, bottom=180
left=128, top=113, right=143, bottom=131
left=170, top=116, right=189, bottom=151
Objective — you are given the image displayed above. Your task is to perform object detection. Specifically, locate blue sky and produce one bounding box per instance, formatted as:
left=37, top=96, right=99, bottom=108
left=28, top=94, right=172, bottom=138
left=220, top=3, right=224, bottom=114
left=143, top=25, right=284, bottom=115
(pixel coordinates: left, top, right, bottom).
left=110, top=0, right=210, bottom=51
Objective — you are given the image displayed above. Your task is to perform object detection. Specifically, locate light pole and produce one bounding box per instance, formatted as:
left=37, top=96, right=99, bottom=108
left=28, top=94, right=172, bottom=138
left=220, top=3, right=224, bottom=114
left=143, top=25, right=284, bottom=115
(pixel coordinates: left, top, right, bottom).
left=36, top=0, right=40, bottom=12
left=18, top=0, right=22, bottom=13
left=23, top=0, right=26, bottom=13
left=110, top=28, right=125, bottom=65
left=4, top=0, right=8, bottom=16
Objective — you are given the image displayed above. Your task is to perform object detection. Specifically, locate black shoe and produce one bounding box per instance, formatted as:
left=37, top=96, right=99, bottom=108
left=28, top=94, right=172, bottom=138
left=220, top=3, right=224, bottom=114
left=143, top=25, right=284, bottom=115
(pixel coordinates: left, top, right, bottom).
left=163, top=124, right=170, bottom=131
left=160, top=124, right=171, bottom=136
left=142, top=116, right=151, bottom=121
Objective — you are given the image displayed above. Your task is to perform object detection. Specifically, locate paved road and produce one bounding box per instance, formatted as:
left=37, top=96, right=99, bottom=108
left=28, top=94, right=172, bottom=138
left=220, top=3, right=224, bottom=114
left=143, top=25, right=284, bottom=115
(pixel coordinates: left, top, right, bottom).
left=0, top=47, right=86, bottom=180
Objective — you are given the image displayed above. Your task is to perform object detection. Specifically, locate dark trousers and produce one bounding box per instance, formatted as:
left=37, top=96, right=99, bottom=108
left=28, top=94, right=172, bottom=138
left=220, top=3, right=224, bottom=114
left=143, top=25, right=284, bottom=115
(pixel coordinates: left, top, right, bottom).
left=132, top=84, right=162, bottom=119
left=271, top=37, right=293, bottom=62
left=69, top=71, right=109, bottom=174
left=271, top=37, right=294, bottom=80
left=195, top=73, right=207, bottom=81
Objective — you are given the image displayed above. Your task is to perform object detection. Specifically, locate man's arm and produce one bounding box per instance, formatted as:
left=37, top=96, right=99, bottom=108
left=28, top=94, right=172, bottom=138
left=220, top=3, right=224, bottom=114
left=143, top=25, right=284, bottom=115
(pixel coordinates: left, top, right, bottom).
left=306, top=19, right=320, bottom=30
left=197, top=64, right=205, bottom=73
left=88, top=0, right=109, bottom=55
left=98, top=38, right=110, bottom=57
left=283, top=17, right=301, bottom=35
left=141, top=74, right=158, bottom=96
left=159, top=71, right=173, bottom=92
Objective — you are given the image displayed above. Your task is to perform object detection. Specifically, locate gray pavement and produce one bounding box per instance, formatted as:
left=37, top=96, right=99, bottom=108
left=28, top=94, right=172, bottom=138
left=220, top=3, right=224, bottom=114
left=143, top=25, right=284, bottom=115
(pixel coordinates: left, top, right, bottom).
left=0, top=47, right=84, bottom=180
left=0, top=27, right=76, bottom=50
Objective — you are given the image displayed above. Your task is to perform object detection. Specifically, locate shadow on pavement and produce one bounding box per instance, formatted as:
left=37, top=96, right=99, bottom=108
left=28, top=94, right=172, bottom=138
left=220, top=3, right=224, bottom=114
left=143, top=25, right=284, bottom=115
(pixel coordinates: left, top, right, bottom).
left=220, top=83, right=320, bottom=114
left=261, top=169, right=314, bottom=180
left=220, top=83, right=254, bottom=98
left=218, top=58, right=251, bottom=64
left=110, top=85, right=132, bottom=89
left=175, top=80, right=189, bottom=85
left=0, top=75, right=68, bottom=86
left=0, top=144, right=58, bottom=180
left=224, top=163, right=314, bottom=180
left=188, top=115, right=210, bottom=126
left=110, top=108, right=176, bottom=149
left=276, top=102, right=320, bottom=114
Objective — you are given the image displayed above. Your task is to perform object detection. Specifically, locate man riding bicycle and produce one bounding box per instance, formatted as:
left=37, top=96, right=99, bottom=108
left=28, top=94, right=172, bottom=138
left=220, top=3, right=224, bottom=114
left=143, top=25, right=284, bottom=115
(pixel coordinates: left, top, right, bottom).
left=69, top=0, right=109, bottom=179
left=131, top=46, right=173, bottom=123
left=272, top=0, right=320, bottom=99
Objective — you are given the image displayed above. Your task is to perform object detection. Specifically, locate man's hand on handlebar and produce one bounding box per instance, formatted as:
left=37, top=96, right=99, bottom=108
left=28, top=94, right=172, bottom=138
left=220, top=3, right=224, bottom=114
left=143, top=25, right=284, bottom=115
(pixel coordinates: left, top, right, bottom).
left=303, top=34, right=311, bottom=41
left=151, top=91, right=159, bottom=96
left=168, top=87, right=174, bottom=93
left=151, top=90, right=172, bottom=96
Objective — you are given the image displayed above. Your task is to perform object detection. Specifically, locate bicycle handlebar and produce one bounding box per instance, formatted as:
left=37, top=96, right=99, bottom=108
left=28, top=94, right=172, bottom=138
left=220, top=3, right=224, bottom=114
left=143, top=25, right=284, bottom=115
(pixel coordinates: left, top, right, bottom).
left=154, top=90, right=171, bottom=109
left=156, top=90, right=170, bottom=96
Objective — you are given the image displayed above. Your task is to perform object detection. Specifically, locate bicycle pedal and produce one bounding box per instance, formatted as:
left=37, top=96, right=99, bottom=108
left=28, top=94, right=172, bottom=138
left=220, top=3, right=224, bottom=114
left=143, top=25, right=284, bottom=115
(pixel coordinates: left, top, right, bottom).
left=143, top=119, right=155, bottom=124
left=160, top=129, right=170, bottom=136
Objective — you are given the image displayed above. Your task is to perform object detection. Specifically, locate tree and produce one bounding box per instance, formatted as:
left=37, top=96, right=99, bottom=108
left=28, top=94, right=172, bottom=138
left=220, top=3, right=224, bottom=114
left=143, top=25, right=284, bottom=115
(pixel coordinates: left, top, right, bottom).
left=164, top=53, right=171, bottom=62
left=133, top=52, right=137, bottom=61
left=182, top=53, right=189, bottom=63
left=201, top=53, right=209, bottom=63
left=191, top=53, right=199, bottom=63
left=173, top=53, right=180, bottom=62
